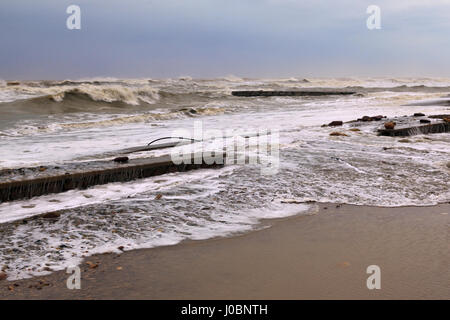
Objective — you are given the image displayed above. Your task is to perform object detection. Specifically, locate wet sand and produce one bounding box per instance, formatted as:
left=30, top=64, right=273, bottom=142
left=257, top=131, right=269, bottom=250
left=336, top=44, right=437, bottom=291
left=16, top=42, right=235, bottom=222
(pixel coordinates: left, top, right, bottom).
left=1, top=203, right=449, bottom=300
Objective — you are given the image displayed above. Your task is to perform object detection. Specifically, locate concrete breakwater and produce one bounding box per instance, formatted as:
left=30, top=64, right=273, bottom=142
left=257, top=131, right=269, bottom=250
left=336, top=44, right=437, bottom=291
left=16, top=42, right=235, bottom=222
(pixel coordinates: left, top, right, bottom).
left=231, top=90, right=356, bottom=97
left=377, top=114, right=450, bottom=137
left=377, top=121, right=450, bottom=136
left=0, top=154, right=224, bottom=203
left=323, top=113, right=450, bottom=137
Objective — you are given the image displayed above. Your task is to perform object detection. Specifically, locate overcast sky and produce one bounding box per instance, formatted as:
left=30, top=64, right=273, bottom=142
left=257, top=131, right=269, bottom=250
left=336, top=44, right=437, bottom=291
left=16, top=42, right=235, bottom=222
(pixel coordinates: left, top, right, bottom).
left=1, top=0, right=450, bottom=79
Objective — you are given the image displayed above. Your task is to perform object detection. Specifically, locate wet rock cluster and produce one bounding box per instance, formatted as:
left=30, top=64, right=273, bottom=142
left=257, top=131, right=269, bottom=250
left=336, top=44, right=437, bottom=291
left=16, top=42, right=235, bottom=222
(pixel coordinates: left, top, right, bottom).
left=324, top=113, right=450, bottom=137
left=356, top=115, right=386, bottom=122
left=325, top=115, right=386, bottom=127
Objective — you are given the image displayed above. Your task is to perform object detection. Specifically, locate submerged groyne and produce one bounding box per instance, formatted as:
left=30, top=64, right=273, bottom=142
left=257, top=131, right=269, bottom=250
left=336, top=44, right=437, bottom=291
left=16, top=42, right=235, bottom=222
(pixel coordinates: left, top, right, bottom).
left=378, top=121, right=450, bottom=137
left=0, top=154, right=224, bottom=203
left=232, top=90, right=356, bottom=97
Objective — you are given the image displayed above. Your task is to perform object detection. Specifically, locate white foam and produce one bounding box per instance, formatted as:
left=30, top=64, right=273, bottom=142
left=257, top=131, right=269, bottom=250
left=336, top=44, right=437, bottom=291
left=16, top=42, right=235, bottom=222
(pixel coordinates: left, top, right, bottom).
left=0, top=166, right=315, bottom=281
left=0, top=166, right=236, bottom=224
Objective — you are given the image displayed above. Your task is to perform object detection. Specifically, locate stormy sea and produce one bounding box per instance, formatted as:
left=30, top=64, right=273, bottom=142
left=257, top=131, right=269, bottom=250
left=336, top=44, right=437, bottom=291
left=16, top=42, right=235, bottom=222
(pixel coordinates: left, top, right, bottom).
left=0, top=76, right=449, bottom=280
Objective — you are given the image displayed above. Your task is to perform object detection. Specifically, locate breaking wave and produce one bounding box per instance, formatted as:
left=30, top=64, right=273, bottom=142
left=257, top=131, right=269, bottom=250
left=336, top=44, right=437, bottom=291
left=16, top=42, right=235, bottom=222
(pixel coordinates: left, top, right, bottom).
left=1, top=106, right=229, bottom=136
left=0, top=84, right=160, bottom=114
left=56, top=106, right=227, bottom=130
left=48, top=85, right=159, bottom=105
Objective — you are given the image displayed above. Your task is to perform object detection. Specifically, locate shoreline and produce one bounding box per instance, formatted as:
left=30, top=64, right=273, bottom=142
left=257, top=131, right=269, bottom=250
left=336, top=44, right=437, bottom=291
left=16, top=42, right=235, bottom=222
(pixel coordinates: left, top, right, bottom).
left=1, top=202, right=449, bottom=300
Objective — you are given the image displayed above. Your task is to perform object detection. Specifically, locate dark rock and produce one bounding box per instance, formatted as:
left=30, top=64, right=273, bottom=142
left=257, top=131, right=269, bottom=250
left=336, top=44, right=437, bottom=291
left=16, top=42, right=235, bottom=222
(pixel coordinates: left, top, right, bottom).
left=189, top=109, right=197, bottom=114
left=420, top=119, right=431, bottom=124
left=329, top=132, right=348, bottom=137
left=384, top=122, right=396, bottom=130
left=371, top=115, right=385, bottom=121
left=414, top=113, right=425, bottom=117
left=356, top=115, right=385, bottom=122
left=113, top=156, right=129, bottom=163
left=0, top=272, right=7, bottom=281
left=328, top=121, right=343, bottom=127
left=42, top=212, right=61, bottom=219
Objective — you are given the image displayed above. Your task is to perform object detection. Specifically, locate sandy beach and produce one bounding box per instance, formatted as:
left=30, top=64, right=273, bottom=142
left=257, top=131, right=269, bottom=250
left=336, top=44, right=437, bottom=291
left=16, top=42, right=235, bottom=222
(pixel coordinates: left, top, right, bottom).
left=1, top=203, right=448, bottom=300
